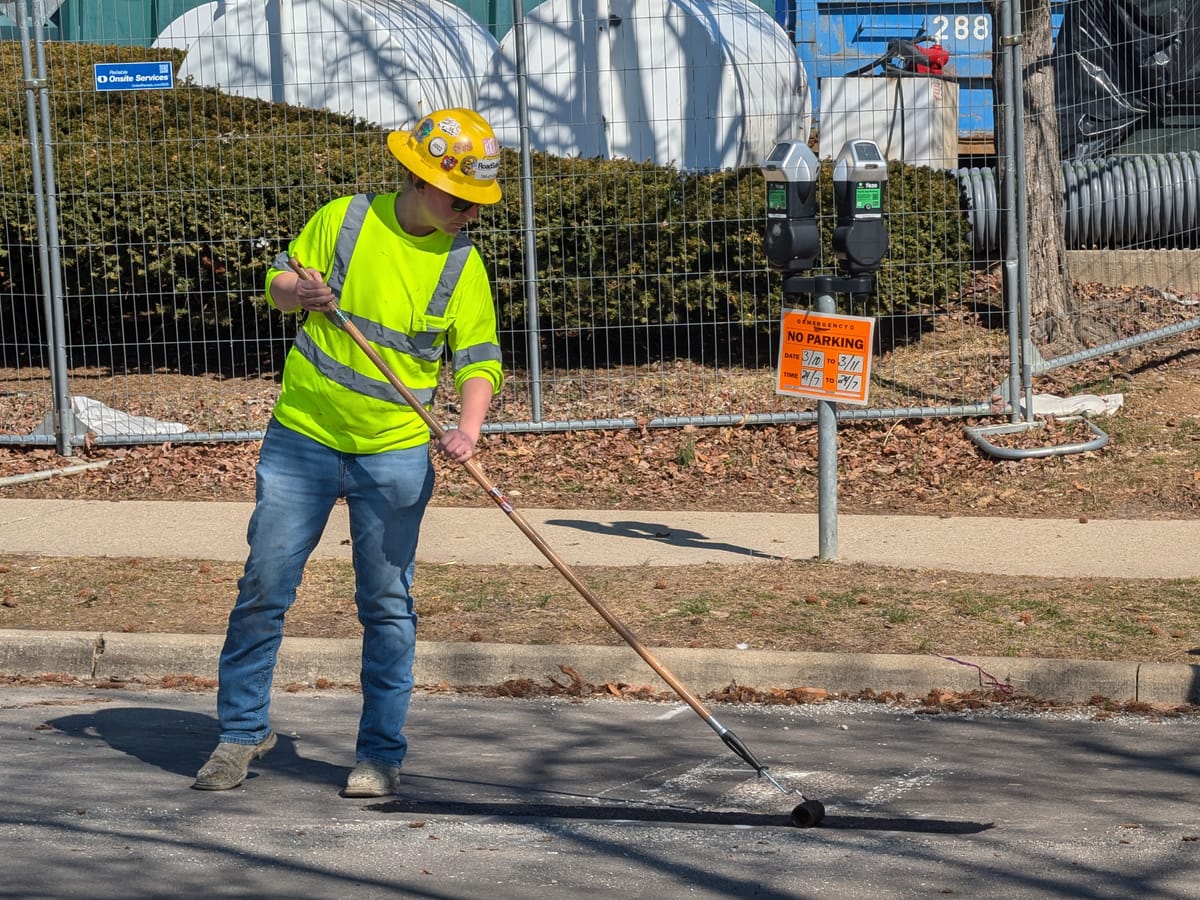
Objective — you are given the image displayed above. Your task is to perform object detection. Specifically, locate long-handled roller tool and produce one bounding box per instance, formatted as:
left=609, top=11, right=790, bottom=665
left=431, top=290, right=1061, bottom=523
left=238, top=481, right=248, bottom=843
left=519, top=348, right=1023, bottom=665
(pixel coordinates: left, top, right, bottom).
left=288, top=258, right=825, bottom=827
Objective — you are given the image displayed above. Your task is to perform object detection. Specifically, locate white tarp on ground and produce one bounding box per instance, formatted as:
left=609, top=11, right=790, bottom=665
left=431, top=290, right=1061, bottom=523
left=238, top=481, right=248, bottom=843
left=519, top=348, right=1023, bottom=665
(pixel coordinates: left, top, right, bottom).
left=1024, top=393, right=1125, bottom=417
left=478, top=0, right=812, bottom=171
left=164, top=0, right=497, bottom=129
left=36, top=396, right=188, bottom=438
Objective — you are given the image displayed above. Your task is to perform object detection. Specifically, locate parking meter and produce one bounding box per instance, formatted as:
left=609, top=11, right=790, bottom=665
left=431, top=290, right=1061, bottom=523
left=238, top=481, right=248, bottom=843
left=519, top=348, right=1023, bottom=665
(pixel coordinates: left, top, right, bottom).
left=831, top=140, right=888, bottom=274
left=761, top=141, right=820, bottom=272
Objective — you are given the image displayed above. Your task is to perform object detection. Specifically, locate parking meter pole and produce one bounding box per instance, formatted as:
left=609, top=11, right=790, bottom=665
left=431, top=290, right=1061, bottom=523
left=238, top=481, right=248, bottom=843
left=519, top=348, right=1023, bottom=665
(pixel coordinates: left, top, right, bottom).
left=815, top=277, right=838, bottom=561
left=763, top=138, right=887, bottom=566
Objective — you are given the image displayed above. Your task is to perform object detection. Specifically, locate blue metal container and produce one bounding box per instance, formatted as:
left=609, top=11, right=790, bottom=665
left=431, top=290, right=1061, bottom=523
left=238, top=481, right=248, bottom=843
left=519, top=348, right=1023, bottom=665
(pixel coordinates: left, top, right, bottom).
left=775, top=0, right=1064, bottom=146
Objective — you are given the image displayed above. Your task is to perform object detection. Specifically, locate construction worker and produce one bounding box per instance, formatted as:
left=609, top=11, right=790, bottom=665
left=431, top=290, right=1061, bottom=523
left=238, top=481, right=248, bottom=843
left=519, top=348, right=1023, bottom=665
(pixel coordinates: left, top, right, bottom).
left=193, top=108, right=505, bottom=797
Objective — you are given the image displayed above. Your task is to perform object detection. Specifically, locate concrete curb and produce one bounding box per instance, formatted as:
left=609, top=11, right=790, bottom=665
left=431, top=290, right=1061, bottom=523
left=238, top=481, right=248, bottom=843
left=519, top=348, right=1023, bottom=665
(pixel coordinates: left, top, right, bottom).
left=3, top=629, right=1197, bottom=706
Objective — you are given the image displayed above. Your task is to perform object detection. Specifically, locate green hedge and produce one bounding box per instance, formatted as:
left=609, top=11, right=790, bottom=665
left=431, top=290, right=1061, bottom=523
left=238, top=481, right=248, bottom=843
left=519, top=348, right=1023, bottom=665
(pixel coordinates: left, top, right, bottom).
left=480, top=155, right=974, bottom=337
left=0, top=41, right=973, bottom=370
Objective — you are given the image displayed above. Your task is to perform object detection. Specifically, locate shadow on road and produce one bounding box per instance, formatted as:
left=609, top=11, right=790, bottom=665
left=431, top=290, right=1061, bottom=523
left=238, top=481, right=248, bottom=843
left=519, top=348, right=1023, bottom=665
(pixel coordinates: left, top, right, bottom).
left=47, top=705, right=346, bottom=787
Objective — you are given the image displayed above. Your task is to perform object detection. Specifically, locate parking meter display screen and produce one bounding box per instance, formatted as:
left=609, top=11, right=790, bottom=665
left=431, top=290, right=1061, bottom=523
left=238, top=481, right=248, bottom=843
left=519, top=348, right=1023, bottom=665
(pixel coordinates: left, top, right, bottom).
left=767, top=182, right=787, bottom=213
left=766, top=142, right=790, bottom=163
left=853, top=141, right=882, bottom=161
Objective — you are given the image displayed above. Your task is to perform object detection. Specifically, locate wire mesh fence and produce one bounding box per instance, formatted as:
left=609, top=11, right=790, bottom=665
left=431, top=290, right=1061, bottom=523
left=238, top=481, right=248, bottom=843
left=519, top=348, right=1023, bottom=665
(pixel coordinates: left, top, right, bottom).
left=1, top=0, right=1198, bottom=456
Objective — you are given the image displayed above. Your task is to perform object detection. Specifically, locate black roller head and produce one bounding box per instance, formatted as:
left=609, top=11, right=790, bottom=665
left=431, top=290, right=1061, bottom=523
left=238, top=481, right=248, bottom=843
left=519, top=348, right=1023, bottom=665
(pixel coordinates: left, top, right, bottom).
left=790, top=799, right=826, bottom=828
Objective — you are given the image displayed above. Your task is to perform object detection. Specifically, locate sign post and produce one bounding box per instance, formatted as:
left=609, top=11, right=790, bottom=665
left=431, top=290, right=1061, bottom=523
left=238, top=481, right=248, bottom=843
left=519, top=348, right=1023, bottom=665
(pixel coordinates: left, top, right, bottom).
left=775, top=280, right=877, bottom=561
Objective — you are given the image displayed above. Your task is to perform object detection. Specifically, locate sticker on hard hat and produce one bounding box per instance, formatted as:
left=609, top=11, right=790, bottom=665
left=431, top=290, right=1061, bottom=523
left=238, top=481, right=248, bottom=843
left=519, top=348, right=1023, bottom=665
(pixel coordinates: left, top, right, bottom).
left=460, top=156, right=478, bottom=176
left=439, top=117, right=462, bottom=137
left=428, top=137, right=447, bottom=157
left=473, top=157, right=500, bottom=181
left=415, top=119, right=434, bottom=141
left=452, top=139, right=473, bottom=154
left=441, top=155, right=458, bottom=171
left=483, top=137, right=499, bottom=156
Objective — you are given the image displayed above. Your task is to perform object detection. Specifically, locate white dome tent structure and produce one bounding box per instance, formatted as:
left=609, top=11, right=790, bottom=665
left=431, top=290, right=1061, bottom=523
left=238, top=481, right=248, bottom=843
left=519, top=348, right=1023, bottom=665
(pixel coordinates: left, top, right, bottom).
left=167, top=0, right=497, bottom=129
left=478, top=0, right=812, bottom=171
left=152, top=1, right=218, bottom=51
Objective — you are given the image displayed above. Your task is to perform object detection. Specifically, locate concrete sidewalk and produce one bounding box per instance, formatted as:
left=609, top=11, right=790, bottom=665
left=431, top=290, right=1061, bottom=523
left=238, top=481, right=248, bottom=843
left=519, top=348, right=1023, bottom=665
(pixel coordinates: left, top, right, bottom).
left=0, top=498, right=1197, bottom=704
left=3, top=497, right=1200, bottom=577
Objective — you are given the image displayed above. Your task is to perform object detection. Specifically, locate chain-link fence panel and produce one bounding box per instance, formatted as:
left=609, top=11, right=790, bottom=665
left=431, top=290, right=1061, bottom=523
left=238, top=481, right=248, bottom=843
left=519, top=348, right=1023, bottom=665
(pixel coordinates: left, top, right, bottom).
left=6, top=0, right=1197, bottom=457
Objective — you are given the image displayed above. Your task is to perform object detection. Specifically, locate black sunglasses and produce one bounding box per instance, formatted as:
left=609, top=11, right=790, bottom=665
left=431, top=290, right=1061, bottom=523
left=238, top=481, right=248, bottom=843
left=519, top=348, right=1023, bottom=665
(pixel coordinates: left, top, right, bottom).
left=450, top=196, right=479, bottom=213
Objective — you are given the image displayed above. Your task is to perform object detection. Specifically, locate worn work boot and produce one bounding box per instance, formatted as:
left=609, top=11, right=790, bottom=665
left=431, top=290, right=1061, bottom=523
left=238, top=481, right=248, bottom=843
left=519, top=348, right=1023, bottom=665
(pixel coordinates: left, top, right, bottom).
left=191, top=731, right=278, bottom=791
left=342, top=759, right=402, bottom=798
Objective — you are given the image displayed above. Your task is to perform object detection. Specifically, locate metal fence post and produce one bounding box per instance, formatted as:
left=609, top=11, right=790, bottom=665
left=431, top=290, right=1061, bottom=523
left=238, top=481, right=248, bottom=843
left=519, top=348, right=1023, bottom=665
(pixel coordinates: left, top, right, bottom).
left=1007, top=0, right=1036, bottom=423
left=512, top=0, right=543, bottom=424
left=16, top=0, right=74, bottom=455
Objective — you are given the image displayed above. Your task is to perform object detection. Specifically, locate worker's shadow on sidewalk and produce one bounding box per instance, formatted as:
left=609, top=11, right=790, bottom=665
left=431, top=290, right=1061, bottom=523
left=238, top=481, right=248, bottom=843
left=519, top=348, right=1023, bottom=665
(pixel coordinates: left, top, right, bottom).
left=47, top=707, right=344, bottom=786
left=544, top=518, right=785, bottom=561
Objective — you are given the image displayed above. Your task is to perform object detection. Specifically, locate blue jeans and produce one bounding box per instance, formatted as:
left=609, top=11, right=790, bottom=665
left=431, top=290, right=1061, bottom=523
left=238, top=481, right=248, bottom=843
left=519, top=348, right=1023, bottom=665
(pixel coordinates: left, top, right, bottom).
left=216, top=419, right=435, bottom=767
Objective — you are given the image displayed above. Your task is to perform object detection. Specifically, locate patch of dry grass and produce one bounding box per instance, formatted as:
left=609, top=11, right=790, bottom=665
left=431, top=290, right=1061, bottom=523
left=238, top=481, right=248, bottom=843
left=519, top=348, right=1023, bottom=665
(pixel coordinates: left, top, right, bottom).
left=2, top=555, right=1197, bottom=664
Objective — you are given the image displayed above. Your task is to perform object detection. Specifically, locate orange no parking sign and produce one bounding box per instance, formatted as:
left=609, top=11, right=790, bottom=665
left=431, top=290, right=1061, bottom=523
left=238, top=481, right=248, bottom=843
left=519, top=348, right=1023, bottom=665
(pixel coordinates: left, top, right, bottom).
left=776, top=308, right=875, bottom=405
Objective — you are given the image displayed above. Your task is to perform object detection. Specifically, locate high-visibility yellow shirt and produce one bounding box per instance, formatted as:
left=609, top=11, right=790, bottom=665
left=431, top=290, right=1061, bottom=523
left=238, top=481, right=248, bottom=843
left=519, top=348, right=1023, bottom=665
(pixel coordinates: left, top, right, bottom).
left=265, top=193, right=504, bottom=454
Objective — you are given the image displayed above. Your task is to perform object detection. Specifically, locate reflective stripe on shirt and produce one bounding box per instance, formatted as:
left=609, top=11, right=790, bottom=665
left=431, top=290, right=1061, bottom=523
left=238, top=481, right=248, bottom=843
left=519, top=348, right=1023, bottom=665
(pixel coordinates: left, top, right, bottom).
left=453, top=342, right=503, bottom=369
left=293, top=330, right=437, bottom=407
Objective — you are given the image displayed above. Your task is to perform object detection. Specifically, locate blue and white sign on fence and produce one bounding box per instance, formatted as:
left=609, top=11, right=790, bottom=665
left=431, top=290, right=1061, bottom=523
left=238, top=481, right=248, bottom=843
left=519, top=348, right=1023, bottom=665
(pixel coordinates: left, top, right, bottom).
left=94, top=62, right=174, bottom=92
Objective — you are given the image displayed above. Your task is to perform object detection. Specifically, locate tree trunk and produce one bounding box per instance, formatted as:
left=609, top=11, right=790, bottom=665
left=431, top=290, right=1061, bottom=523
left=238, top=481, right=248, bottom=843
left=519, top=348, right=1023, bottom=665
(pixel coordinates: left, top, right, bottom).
left=1017, top=1, right=1072, bottom=346
left=988, top=0, right=1108, bottom=350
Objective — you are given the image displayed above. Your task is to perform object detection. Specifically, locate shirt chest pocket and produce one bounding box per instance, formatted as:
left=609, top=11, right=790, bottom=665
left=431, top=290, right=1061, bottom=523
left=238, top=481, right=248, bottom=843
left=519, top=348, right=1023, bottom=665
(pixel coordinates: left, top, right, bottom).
left=409, top=312, right=454, bottom=361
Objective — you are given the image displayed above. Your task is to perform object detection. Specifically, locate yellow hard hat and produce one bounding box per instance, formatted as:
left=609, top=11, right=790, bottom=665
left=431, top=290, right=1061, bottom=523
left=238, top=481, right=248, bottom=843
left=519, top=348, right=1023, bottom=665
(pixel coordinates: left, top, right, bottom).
left=387, top=109, right=503, bottom=205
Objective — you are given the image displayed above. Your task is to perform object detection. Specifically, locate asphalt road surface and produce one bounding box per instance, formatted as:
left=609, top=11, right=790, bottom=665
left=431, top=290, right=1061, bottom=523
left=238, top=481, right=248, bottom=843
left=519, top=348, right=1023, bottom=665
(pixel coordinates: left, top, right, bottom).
left=1, top=685, right=1198, bottom=899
